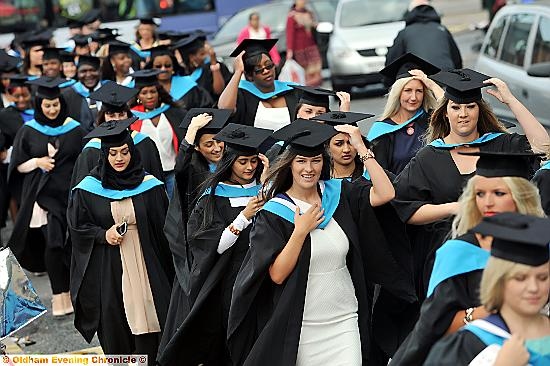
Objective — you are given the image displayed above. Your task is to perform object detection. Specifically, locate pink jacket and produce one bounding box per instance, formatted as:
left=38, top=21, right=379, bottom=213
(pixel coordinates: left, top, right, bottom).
left=237, top=26, right=282, bottom=65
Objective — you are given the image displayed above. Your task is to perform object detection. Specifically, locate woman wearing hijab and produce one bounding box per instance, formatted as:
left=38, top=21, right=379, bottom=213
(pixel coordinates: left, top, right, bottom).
left=7, top=77, right=84, bottom=317
left=425, top=212, right=550, bottom=365
left=158, top=124, right=272, bottom=365
left=68, top=118, right=174, bottom=361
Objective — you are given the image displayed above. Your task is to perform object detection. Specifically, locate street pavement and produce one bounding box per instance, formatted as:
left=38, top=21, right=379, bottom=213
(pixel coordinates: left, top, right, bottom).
left=0, top=0, right=520, bottom=357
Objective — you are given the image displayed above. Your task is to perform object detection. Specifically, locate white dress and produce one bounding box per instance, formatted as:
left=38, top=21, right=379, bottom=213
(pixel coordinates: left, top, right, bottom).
left=254, top=101, right=291, bottom=131
left=292, top=198, right=362, bottom=366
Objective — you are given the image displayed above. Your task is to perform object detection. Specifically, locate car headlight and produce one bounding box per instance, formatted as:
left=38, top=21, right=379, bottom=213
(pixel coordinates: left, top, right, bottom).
left=330, top=36, right=355, bottom=58
left=375, top=47, right=388, bottom=56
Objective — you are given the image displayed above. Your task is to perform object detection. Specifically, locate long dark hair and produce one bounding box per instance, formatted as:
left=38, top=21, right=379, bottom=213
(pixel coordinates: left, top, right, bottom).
left=100, top=57, right=116, bottom=82
left=195, top=147, right=264, bottom=233
left=262, top=147, right=330, bottom=201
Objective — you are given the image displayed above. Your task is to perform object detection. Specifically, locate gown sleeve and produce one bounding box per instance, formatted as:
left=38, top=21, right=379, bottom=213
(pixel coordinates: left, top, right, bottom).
left=370, top=134, right=393, bottom=172
left=424, top=329, right=486, bottom=366
left=532, top=169, right=550, bottom=216
left=392, top=147, right=434, bottom=223
left=391, top=271, right=483, bottom=365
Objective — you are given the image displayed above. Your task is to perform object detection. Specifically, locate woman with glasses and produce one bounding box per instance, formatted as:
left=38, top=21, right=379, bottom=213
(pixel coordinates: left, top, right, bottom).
left=218, top=39, right=300, bottom=131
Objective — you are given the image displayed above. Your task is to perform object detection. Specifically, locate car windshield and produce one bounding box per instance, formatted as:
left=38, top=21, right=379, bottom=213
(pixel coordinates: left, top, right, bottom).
left=339, top=0, right=409, bottom=28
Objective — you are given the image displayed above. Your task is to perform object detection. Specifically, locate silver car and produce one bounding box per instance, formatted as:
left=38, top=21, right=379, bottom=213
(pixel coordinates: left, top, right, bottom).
left=326, top=0, right=409, bottom=91
left=476, top=2, right=550, bottom=126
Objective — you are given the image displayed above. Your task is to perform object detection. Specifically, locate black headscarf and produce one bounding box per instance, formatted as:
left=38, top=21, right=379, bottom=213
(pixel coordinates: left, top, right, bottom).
left=34, top=95, right=69, bottom=127
left=91, top=132, right=145, bottom=190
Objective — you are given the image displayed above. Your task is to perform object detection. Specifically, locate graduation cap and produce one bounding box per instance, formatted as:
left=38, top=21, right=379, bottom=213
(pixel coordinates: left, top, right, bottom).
left=158, top=30, right=191, bottom=42
left=108, top=41, right=131, bottom=56
left=430, top=68, right=492, bottom=104
left=0, top=51, right=21, bottom=73
left=272, top=118, right=338, bottom=157
left=41, top=47, right=65, bottom=61
left=8, top=75, right=30, bottom=88
left=292, top=85, right=336, bottom=110
left=139, top=17, right=160, bottom=26
left=85, top=116, right=138, bottom=144
left=180, top=108, right=232, bottom=134
left=26, top=76, right=67, bottom=99
left=76, top=55, right=100, bottom=69
left=458, top=151, right=543, bottom=179
left=79, top=9, right=101, bottom=25
left=472, top=212, right=550, bottom=266
left=71, top=34, right=91, bottom=47
left=380, top=53, right=440, bottom=84
left=60, top=51, right=76, bottom=64
left=214, top=123, right=273, bottom=155
left=20, top=32, right=51, bottom=49
left=65, top=17, right=84, bottom=29
left=143, top=45, right=173, bottom=60
left=172, top=32, right=207, bottom=56
left=128, top=69, right=165, bottom=89
left=312, top=111, right=375, bottom=126
left=230, top=38, right=278, bottom=59
left=91, top=28, right=119, bottom=44
left=89, top=82, right=138, bottom=110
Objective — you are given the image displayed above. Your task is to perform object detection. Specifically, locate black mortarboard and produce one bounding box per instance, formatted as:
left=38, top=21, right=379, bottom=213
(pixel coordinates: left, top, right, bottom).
left=0, top=51, right=21, bottom=73
left=26, top=76, right=66, bottom=99
left=41, top=47, right=65, bottom=61
left=472, top=213, right=550, bottom=266
left=66, top=17, right=84, bottom=29
left=158, top=30, right=190, bottom=42
left=60, top=51, right=76, bottom=64
left=272, top=119, right=338, bottom=157
left=91, top=28, right=119, bottom=44
left=139, top=17, right=160, bottom=26
left=77, top=55, right=100, bottom=69
left=80, top=9, right=101, bottom=25
left=89, top=82, right=138, bottom=109
left=214, top=123, right=273, bottom=155
left=85, top=116, right=138, bottom=144
left=172, top=32, right=207, bottom=56
left=20, top=32, right=51, bottom=49
left=108, top=41, right=131, bottom=56
left=292, top=85, right=336, bottom=110
left=458, top=151, right=543, bottom=179
left=380, top=53, right=440, bottom=83
left=129, top=69, right=164, bottom=89
left=430, top=68, right=491, bottom=104
left=144, top=45, right=173, bottom=60
left=179, top=108, right=232, bottom=133
left=71, top=34, right=91, bottom=47
left=8, top=75, right=30, bottom=88
left=312, top=111, right=375, bottom=126
left=230, top=38, right=278, bottom=58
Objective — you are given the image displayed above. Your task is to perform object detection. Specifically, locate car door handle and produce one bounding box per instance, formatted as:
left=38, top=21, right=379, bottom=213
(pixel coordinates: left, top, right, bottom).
left=522, top=89, right=529, bottom=99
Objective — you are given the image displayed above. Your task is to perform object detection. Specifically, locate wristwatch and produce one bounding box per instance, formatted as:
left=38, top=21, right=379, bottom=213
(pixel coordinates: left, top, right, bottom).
left=358, top=149, right=375, bottom=163
left=463, top=307, right=475, bottom=324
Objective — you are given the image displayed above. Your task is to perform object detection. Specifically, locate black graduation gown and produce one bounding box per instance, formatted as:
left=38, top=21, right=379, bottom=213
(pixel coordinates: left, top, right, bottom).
left=390, top=232, right=484, bottom=365
left=231, top=88, right=300, bottom=126
left=227, top=178, right=415, bottom=366
left=7, top=120, right=84, bottom=271
left=67, top=181, right=174, bottom=348
left=193, top=63, right=232, bottom=102
left=424, top=328, right=488, bottom=366
left=0, top=106, right=26, bottom=149
left=175, top=85, right=214, bottom=109
left=62, top=87, right=95, bottom=132
left=370, top=112, right=429, bottom=176
left=158, top=193, right=254, bottom=365
left=70, top=133, right=164, bottom=188
left=532, top=166, right=550, bottom=216
left=393, top=133, right=530, bottom=302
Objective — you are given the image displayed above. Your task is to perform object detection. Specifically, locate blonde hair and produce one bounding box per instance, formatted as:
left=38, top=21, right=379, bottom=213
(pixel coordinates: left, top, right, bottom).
left=452, top=176, right=545, bottom=237
left=480, top=257, right=550, bottom=312
left=379, top=76, right=437, bottom=121
left=426, top=97, right=507, bottom=143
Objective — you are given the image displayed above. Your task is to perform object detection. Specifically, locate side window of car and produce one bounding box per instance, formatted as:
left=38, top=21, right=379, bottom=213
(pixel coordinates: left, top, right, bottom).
left=531, top=16, right=550, bottom=64
left=484, top=15, right=507, bottom=58
left=500, top=13, right=535, bottom=66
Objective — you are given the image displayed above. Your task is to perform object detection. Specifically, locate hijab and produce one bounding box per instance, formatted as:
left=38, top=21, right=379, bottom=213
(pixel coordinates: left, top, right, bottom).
left=34, top=95, right=69, bottom=127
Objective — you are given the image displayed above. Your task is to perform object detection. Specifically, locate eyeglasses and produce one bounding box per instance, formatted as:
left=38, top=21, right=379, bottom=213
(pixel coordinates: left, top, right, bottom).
left=253, top=63, right=275, bottom=74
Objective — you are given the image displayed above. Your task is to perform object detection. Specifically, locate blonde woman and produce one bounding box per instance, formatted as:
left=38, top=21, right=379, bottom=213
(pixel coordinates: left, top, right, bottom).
left=391, top=151, right=545, bottom=365
left=425, top=212, right=550, bottom=365
left=367, top=53, right=442, bottom=175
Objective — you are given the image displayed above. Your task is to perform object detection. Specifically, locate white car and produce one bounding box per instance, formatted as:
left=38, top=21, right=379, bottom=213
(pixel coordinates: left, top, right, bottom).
left=475, top=2, right=550, bottom=126
left=326, top=0, right=409, bottom=91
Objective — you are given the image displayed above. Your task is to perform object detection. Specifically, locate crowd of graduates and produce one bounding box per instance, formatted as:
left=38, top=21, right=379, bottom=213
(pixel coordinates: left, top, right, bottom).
left=0, top=8, right=549, bottom=366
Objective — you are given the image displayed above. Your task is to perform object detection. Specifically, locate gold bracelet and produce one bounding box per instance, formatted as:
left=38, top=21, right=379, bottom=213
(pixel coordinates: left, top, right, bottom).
left=228, top=224, right=241, bottom=236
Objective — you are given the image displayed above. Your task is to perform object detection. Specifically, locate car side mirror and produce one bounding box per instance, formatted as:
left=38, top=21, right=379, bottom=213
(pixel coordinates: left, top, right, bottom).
left=316, top=22, right=334, bottom=34
left=527, top=62, right=550, bottom=77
